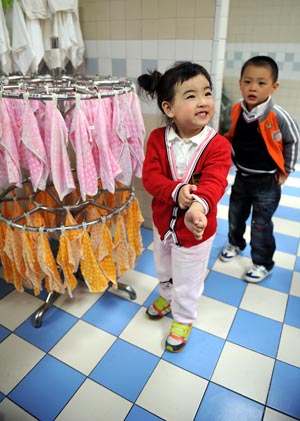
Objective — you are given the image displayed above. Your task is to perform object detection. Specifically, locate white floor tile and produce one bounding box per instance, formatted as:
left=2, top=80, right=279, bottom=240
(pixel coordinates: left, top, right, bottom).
left=111, top=269, right=158, bottom=305
left=217, top=204, right=229, bottom=219
left=290, top=272, right=300, bottom=296
left=277, top=324, right=300, bottom=367
left=279, top=194, right=300, bottom=209
left=136, top=359, right=208, bottom=421
left=56, top=378, right=132, bottom=421
left=119, top=307, right=170, bottom=356
left=49, top=320, right=116, bottom=375
left=54, top=282, right=103, bottom=318
left=273, top=250, right=296, bottom=270
left=194, top=295, right=237, bottom=339
left=212, top=342, right=274, bottom=404
left=0, top=334, right=44, bottom=394
left=273, top=217, right=300, bottom=238
left=284, top=176, right=300, bottom=188
left=0, top=290, right=44, bottom=330
left=0, top=398, right=38, bottom=421
left=240, top=284, right=288, bottom=322
left=227, top=173, right=235, bottom=185
left=212, top=255, right=251, bottom=280
left=264, top=407, right=299, bottom=421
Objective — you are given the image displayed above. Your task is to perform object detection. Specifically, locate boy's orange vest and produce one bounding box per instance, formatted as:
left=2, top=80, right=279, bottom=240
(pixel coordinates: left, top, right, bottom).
left=225, top=102, right=287, bottom=176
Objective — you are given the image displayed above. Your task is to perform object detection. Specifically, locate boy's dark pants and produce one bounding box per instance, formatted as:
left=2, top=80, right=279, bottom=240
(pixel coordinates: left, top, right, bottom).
left=228, top=172, right=281, bottom=271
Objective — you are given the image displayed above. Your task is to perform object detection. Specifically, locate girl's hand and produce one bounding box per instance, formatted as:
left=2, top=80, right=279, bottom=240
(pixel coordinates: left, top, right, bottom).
left=178, top=184, right=197, bottom=209
left=184, top=201, right=207, bottom=240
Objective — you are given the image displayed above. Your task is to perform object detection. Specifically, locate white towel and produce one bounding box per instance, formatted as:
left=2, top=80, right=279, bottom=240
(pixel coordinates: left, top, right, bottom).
left=5, top=0, right=34, bottom=75
left=0, top=1, right=12, bottom=74
left=21, top=0, right=50, bottom=20
left=25, top=17, right=45, bottom=73
left=47, top=0, right=77, bottom=13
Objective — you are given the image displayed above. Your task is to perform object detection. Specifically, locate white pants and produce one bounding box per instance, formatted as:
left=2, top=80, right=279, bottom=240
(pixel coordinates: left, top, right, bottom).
left=153, top=225, right=214, bottom=324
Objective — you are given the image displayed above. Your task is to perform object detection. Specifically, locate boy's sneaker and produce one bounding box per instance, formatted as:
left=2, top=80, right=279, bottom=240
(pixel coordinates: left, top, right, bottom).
left=165, top=321, right=192, bottom=353
left=146, top=296, right=171, bottom=320
left=219, top=243, right=240, bottom=262
left=244, top=264, right=272, bottom=283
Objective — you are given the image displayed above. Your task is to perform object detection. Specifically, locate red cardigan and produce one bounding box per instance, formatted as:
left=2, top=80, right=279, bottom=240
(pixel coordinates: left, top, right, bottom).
left=142, top=126, right=232, bottom=247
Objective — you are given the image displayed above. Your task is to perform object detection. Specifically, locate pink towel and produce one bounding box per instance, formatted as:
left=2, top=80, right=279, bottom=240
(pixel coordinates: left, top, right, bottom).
left=0, top=97, right=21, bottom=186
left=122, top=91, right=145, bottom=178
left=110, top=93, right=132, bottom=186
left=69, top=95, right=98, bottom=200
left=44, top=96, right=75, bottom=200
left=21, top=95, right=49, bottom=191
left=93, top=95, right=121, bottom=193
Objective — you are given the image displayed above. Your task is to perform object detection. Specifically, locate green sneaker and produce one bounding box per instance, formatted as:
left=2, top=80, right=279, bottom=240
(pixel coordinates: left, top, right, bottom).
left=165, top=321, right=192, bottom=352
left=146, top=296, right=171, bottom=320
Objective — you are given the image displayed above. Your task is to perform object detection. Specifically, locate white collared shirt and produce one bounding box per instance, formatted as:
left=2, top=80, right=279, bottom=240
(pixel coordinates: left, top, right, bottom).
left=241, top=96, right=271, bottom=122
left=167, top=125, right=210, bottom=177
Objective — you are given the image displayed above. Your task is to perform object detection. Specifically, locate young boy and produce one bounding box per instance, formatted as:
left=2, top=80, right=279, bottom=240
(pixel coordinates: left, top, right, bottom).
left=220, top=56, right=299, bottom=282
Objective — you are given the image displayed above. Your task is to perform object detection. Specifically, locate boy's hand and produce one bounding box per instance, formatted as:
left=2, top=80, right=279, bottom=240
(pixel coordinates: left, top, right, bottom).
left=278, top=174, right=288, bottom=186
left=184, top=201, right=207, bottom=240
left=178, top=184, right=197, bottom=209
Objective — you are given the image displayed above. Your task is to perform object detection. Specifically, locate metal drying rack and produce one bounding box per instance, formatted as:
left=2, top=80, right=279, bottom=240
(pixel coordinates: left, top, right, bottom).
left=0, top=74, right=139, bottom=327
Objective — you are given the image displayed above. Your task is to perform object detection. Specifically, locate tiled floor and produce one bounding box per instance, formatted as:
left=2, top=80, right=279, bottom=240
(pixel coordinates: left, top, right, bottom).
left=0, top=165, right=300, bottom=421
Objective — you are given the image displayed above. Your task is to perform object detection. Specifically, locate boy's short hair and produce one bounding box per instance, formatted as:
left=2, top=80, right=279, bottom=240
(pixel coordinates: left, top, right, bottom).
left=240, top=56, right=279, bottom=83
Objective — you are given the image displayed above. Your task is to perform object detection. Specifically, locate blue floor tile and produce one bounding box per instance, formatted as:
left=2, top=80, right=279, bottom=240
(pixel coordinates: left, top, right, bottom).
left=204, top=271, right=247, bottom=307
left=215, top=218, right=229, bottom=236
left=126, top=405, right=164, bottom=420
left=282, top=185, right=300, bottom=196
left=195, top=382, right=264, bottom=421
left=274, top=232, right=299, bottom=255
left=284, top=295, right=300, bottom=328
left=212, top=232, right=228, bottom=249
left=140, top=227, right=154, bottom=248
left=90, top=338, right=159, bottom=402
left=135, top=249, right=156, bottom=278
left=267, top=361, right=300, bottom=419
left=14, top=307, right=78, bottom=352
left=8, top=355, right=85, bottom=420
left=163, top=328, right=224, bottom=380
left=261, top=266, right=293, bottom=294
left=0, top=392, right=4, bottom=403
left=295, top=256, right=300, bottom=272
left=0, top=278, right=14, bottom=298
left=82, top=292, right=140, bottom=336
left=219, top=193, right=230, bottom=206
left=227, top=309, right=282, bottom=357
left=0, top=324, right=11, bottom=342
left=275, top=205, right=300, bottom=222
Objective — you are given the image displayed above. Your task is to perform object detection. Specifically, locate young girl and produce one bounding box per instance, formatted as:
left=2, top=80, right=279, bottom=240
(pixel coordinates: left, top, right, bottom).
left=138, top=61, right=231, bottom=352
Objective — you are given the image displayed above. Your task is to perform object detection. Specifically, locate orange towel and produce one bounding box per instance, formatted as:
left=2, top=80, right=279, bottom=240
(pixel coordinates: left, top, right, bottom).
left=4, top=226, right=27, bottom=292
left=113, top=214, right=135, bottom=277
left=80, top=230, right=110, bottom=292
left=57, top=212, right=83, bottom=297
left=124, top=197, right=144, bottom=260
left=22, top=229, right=43, bottom=295
left=86, top=205, right=116, bottom=286
left=97, top=221, right=117, bottom=286
left=0, top=221, right=13, bottom=284
left=38, top=231, right=64, bottom=294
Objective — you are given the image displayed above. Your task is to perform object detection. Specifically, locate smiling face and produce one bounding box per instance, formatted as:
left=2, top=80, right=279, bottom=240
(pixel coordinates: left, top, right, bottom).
left=239, top=64, right=279, bottom=111
left=161, top=74, right=215, bottom=139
